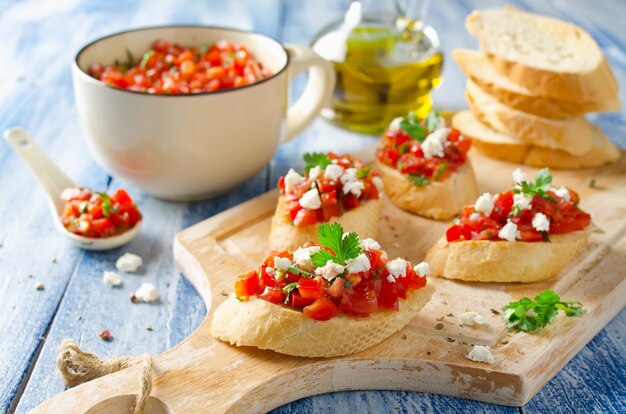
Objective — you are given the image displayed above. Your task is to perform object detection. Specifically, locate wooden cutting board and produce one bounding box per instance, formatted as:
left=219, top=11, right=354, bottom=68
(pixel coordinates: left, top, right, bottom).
left=32, top=149, right=626, bottom=413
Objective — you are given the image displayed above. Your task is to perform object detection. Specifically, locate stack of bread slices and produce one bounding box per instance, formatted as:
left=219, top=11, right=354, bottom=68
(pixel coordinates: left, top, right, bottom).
left=452, top=7, right=622, bottom=169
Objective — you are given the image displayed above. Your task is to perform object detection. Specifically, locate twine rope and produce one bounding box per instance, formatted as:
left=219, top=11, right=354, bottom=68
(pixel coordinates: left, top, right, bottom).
left=56, top=339, right=153, bottom=414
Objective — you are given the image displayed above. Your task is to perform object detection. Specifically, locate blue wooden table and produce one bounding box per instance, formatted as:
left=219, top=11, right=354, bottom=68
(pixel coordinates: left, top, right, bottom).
left=1, top=0, right=624, bottom=413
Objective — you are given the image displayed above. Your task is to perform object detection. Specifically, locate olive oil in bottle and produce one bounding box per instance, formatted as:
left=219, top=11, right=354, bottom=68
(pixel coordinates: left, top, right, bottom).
left=312, top=0, right=443, bottom=134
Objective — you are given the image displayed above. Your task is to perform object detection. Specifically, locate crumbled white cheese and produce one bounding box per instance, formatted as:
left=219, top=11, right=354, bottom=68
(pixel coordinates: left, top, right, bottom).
left=469, top=212, right=480, bottom=222
left=386, top=258, right=407, bottom=278
left=421, top=127, right=450, bottom=159
left=314, top=260, right=345, bottom=280
left=389, top=116, right=403, bottom=132
left=103, top=271, right=122, bottom=287
left=340, top=168, right=359, bottom=184
left=552, top=186, right=571, bottom=201
left=512, top=168, right=528, bottom=184
left=498, top=221, right=519, bottom=242
left=372, top=176, right=384, bottom=192
left=273, top=257, right=292, bottom=271
left=343, top=180, right=365, bottom=197
left=458, top=311, right=486, bottom=326
left=284, top=168, right=305, bottom=192
left=308, top=166, right=322, bottom=181
left=299, top=188, right=322, bottom=209
left=293, top=246, right=321, bottom=270
left=116, top=253, right=143, bottom=273
left=466, top=345, right=494, bottom=364
left=474, top=193, right=494, bottom=216
left=346, top=253, right=371, bottom=274
left=414, top=261, right=430, bottom=277
left=513, top=193, right=533, bottom=212
left=532, top=212, right=550, bottom=232
left=387, top=275, right=396, bottom=283
left=361, top=238, right=381, bottom=251
left=265, top=266, right=276, bottom=276
left=134, top=283, right=159, bottom=303
left=324, top=164, right=344, bottom=181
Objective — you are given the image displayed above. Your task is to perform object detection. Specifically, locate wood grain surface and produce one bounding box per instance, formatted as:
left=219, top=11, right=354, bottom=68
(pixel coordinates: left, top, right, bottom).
left=1, top=0, right=624, bottom=413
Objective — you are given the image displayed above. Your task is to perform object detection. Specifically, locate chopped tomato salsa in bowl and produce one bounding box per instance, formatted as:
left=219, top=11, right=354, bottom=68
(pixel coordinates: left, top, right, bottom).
left=60, top=187, right=142, bottom=238
left=277, top=152, right=382, bottom=227
left=446, top=168, right=591, bottom=243
left=233, top=223, right=430, bottom=321
left=376, top=111, right=472, bottom=186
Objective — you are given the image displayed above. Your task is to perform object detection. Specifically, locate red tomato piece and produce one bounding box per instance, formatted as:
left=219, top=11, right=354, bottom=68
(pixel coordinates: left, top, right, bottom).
left=259, top=286, right=286, bottom=304
left=297, top=277, right=323, bottom=300
left=303, top=297, right=339, bottom=321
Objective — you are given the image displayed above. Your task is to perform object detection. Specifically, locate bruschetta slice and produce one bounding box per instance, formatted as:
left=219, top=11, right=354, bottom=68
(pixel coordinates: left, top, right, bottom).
left=212, top=223, right=434, bottom=357
left=426, top=168, right=591, bottom=282
left=269, top=152, right=382, bottom=252
left=375, top=111, right=479, bottom=219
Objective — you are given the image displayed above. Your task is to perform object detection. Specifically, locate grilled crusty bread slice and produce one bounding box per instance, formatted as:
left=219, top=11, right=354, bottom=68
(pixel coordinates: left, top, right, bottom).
left=426, top=229, right=589, bottom=283
left=452, top=49, right=622, bottom=118
left=465, top=7, right=619, bottom=103
left=269, top=196, right=381, bottom=252
left=466, top=79, right=595, bottom=156
left=211, top=282, right=435, bottom=357
left=376, top=162, right=479, bottom=220
left=452, top=111, right=621, bottom=169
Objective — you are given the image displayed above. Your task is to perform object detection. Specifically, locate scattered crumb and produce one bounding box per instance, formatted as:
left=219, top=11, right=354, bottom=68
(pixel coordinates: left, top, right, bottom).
left=435, top=316, right=445, bottom=322
left=103, top=271, right=122, bottom=287
left=446, top=337, right=455, bottom=343
left=35, top=282, right=45, bottom=290
left=51, top=257, right=57, bottom=264
left=442, top=301, right=448, bottom=306
left=435, top=323, right=444, bottom=330
left=146, top=325, right=153, bottom=331
left=586, top=177, right=597, bottom=188
left=401, top=334, right=407, bottom=340
left=446, top=313, right=454, bottom=317
left=77, top=316, right=82, bottom=321
left=391, top=242, right=401, bottom=248
left=116, top=253, right=143, bottom=273
left=490, top=308, right=501, bottom=316
left=98, top=330, right=114, bottom=342
left=28, top=274, right=33, bottom=279
left=132, top=283, right=159, bottom=303
left=426, top=351, right=431, bottom=356
left=466, top=345, right=494, bottom=364
left=501, top=340, right=509, bottom=345
left=458, top=311, right=486, bottom=326
left=221, top=291, right=229, bottom=297
left=389, top=225, right=397, bottom=231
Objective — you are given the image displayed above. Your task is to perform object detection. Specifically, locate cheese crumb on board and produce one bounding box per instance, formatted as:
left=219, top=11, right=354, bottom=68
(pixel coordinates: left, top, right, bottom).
left=133, top=283, right=159, bottom=303
left=116, top=253, right=143, bottom=273
left=458, top=311, right=485, bottom=326
left=466, top=345, right=494, bottom=364
left=103, top=271, right=122, bottom=287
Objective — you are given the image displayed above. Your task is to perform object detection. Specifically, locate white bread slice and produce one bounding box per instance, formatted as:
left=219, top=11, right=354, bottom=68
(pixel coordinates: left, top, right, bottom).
left=211, top=282, right=435, bottom=357
left=466, top=79, right=594, bottom=156
left=452, top=111, right=621, bottom=169
left=269, top=196, right=381, bottom=252
left=453, top=49, right=622, bottom=118
left=425, top=229, right=589, bottom=283
left=376, top=162, right=479, bottom=220
left=466, top=7, right=619, bottom=103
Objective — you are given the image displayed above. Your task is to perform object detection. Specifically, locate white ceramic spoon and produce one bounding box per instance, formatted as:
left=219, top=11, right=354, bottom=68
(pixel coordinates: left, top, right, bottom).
left=3, top=127, right=141, bottom=250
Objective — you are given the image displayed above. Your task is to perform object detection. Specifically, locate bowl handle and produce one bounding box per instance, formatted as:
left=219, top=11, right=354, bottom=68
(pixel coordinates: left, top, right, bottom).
left=283, top=44, right=335, bottom=141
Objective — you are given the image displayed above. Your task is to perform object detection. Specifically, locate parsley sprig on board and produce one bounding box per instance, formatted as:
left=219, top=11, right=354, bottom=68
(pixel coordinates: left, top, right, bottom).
left=310, top=222, right=362, bottom=267
left=303, top=152, right=331, bottom=172
left=513, top=168, right=555, bottom=202
left=503, top=290, right=585, bottom=332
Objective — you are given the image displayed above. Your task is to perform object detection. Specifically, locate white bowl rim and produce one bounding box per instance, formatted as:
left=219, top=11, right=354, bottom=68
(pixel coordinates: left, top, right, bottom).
left=73, top=24, right=290, bottom=98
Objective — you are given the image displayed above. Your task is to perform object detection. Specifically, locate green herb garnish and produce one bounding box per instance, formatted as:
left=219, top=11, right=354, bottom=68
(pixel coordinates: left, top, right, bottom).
left=356, top=166, right=372, bottom=179
left=310, top=222, right=362, bottom=267
left=407, top=174, right=431, bottom=187
left=434, top=162, right=448, bottom=181
left=541, top=231, right=551, bottom=242
left=79, top=201, right=88, bottom=214
left=282, top=282, right=298, bottom=303
left=503, top=290, right=585, bottom=332
left=124, top=48, right=135, bottom=67
left=303, top=152, right=332, bottom=172
left=96, top=192, right=112, bottom=217
left=399, top=112, right=427, bottom=142
left=424, top=110, right=444, bottom=131
left=287, top=266, right=313, bottom=277
left=513, top=168, right=555, bottom=202
left=140, top=50, right=155, bottom=68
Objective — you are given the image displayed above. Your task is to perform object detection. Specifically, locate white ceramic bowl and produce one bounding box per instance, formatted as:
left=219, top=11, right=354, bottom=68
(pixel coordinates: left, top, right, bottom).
left=73, top=26, right=334, bottom=200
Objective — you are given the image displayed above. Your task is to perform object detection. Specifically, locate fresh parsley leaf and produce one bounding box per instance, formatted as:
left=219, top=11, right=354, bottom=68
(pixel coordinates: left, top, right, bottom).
left=399, top=112, right=427, bottom=142
left=356, top=166, right=372, bottom=179
left=407, top=174, right=430, bottom=187
left=434, top=162, right=448, bottom=181
left=96, top=192, right=112, bottom=217
left=514, top=168, right=553, bottom=201
left=502, top=289, right=585, bottom=332
left=140, top=50, right=155, bottom=68
left=287, top=266, right=313, bottom=277
left=282, top=282, right=298, bottom=303
left=303, top=152, right=331, bottom=172
left=310, top=222, right=362, bottom=267
left=424, top=110, right=444, bottom=131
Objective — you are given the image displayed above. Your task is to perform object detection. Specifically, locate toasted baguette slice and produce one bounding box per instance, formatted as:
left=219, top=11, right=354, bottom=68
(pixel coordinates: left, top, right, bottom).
left=466, top=7, right=619, bottom=103
left=466, top=80, right=594, bottom=156
left=425, top=229, right=589, bottom=283
left=452, top=111, right=621, bottom=169
left=376, top=162, right=479, bottom=220
left=453, top=49, right=622, bottom=118
left=211, top=282, right=435, bottom=357
left=269, top=197, right=381, bottom=252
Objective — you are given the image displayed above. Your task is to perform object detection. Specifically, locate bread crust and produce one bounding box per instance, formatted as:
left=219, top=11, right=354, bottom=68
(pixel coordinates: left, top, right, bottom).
left=452, top=49, right=622, bottom=118
left=376, top=162, right=479, bottom=220
left=210, top=282, right=435, bottom=357
left=269, top=196, right=381, bottom=252
left=466, top=80, right=594, bottom=156
left=452, top=111, right=621, bottom=169
left=425, top=229, right=589, bottom=283
left=466, top=8, right=619, bottom=103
